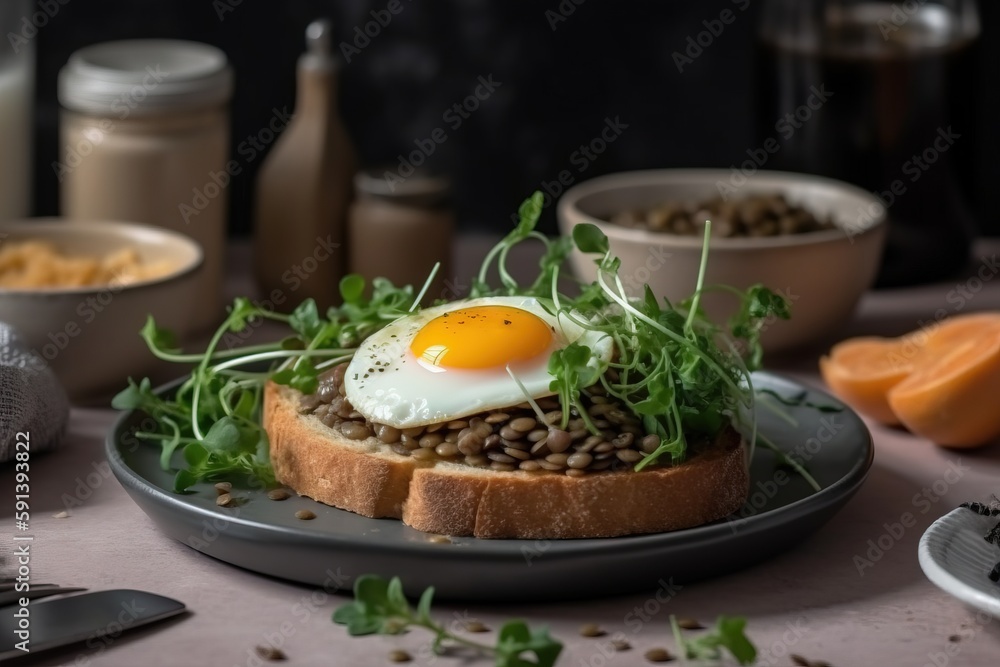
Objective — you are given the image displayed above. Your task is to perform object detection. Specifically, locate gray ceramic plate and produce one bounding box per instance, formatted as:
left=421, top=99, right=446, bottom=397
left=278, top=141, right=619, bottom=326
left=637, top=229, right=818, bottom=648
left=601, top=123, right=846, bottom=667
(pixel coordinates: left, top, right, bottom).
left=107, top=372, right=872, bottom=601
left=920, top=508, right=1000, bottom=615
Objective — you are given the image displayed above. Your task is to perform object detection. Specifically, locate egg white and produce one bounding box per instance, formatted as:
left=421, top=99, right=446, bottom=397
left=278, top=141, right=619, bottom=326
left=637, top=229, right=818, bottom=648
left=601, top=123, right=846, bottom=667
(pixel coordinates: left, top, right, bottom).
left=343, top=296, right=613, bottom=428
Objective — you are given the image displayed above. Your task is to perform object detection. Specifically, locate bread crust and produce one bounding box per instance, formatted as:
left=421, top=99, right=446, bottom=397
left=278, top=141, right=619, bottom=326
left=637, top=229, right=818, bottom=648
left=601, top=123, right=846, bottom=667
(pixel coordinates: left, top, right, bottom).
left=264, top=382, right=749, bottom=539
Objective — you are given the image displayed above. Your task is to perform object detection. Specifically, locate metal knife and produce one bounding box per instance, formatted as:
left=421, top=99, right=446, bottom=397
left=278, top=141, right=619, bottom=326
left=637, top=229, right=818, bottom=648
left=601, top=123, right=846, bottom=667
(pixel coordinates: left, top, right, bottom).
left=0, top=589, right=187, bottom=661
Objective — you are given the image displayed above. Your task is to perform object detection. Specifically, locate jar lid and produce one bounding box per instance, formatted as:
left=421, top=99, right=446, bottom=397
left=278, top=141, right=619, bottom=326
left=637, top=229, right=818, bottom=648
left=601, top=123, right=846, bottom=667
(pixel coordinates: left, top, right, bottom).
left=354, top=168, right=451, bottom=201
left=58, top=40, right=233, bottom=116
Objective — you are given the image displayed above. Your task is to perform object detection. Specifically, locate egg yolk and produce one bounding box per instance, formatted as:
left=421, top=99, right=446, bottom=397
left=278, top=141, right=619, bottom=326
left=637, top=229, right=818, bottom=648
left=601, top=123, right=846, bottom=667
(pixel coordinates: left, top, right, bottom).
left=410, top=306, right=553, bottom=370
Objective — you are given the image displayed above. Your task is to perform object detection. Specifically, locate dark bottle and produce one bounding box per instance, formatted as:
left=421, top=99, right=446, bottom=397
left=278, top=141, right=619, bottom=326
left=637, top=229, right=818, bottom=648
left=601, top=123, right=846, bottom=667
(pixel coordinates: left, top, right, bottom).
left=755, top=0, right=980, bottom=286
left=253, top=19, right=356, bottom=309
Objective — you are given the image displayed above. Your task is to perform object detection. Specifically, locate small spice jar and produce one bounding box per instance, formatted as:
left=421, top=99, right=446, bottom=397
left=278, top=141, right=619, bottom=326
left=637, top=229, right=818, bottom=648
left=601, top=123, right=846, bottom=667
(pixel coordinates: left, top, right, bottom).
left=58, top=40, right=233, bottom=332
left=348, top=170, right=454, bottom=301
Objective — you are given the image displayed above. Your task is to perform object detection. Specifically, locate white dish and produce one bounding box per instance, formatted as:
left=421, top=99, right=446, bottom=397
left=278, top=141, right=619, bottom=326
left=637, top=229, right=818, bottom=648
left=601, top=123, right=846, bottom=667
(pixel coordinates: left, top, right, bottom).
left=919, top=507, right=1000, bottom=615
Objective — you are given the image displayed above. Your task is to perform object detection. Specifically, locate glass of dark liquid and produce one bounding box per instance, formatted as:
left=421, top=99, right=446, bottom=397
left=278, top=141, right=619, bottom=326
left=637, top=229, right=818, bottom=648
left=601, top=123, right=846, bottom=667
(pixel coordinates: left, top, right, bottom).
left=755, top=0, right=980, bottom=286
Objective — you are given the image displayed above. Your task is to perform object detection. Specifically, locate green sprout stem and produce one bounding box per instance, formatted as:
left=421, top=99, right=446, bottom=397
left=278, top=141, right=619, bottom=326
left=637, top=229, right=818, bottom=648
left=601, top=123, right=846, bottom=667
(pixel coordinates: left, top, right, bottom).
left=409, top=262, right=440, bottom=312
left=684, top=220, right=712, bottom=332
left=757, top=433, right=821, bottom=492
left=505, top=365, right=549, bottom=426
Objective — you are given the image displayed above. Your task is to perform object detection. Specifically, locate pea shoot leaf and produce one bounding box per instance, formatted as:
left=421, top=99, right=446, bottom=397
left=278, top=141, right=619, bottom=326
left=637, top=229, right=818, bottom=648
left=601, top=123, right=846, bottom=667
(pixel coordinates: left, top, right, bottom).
left=674, top=615, right=757, bottom=665
left=333, top=575, right=562, bottom=667
left=572, top=223, right=609, bottom=255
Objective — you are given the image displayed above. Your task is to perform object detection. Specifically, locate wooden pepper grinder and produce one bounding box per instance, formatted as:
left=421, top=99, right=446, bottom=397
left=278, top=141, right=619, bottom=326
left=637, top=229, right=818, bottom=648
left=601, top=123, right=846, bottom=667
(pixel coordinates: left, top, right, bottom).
left=253, top=19, right=356, bottom=308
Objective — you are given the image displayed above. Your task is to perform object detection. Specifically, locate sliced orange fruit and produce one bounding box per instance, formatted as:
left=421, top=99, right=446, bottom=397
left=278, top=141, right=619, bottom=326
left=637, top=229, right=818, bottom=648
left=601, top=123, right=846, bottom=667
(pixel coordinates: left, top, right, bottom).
left=888, top=325, right=1000, bottom=447
left=819, top=337, right=913, bottom=425
left=909, top=312, right=1000, bottom=363
left=819, top=312, right=1000, bottom=446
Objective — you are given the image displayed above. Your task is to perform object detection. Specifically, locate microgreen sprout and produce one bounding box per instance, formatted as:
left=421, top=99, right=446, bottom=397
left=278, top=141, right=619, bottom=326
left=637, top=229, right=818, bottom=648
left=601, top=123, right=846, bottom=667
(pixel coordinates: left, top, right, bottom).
left=333, top=575, right=562, bottom=667
left=671, top=614, right=757, bottom=665
left=112, top=274, right=425, bottom=492
left=116, top=191, right=794, bottom=494
left=475, top=205, right=790, bottom=469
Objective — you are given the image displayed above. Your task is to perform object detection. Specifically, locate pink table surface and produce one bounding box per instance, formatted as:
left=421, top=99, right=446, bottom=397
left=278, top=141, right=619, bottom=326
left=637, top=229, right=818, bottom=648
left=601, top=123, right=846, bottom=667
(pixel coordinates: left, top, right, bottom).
left=6, top=238, right=1000, bottom=667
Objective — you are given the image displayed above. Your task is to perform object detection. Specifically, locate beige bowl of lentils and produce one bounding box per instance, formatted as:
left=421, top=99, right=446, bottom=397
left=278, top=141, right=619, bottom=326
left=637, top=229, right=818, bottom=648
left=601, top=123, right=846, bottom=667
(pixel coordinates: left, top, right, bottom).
left=557, top=169, right=887, bottom=352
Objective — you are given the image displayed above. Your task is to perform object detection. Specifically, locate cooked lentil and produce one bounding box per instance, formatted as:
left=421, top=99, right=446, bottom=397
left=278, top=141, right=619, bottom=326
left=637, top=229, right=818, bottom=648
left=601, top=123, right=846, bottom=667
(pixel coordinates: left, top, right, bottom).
left=267, top=489, right=291, bottom=501
left=294, top=510, right=316, bottom=520
left=214, top=481, right=233, bottom=495
left=611, top=638, right=631, bottom=651
left=387, top=649, right=412, bottom=663
left=301, top=363, right=716, bottom=476
left=254, top=645, right=287, bottom=661
left=644, top=647, right=674, bottom=662
left=611, top=194, right=835, bottom=238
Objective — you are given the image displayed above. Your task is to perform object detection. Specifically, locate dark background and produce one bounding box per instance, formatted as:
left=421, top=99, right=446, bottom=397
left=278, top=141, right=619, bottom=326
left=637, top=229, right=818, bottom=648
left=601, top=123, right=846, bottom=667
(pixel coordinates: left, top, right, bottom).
left=28, top=0, right=1000, bottom=236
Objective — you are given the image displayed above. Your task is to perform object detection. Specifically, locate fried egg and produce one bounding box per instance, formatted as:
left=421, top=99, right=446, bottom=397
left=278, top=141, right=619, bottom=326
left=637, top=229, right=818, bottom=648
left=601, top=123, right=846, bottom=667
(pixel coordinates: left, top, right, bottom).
left=344, top=296, right=613, bottom=428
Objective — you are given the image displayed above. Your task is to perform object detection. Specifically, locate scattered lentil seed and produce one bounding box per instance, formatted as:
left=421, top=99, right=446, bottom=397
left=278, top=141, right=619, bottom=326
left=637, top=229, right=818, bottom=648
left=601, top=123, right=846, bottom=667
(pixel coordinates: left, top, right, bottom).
left=579, top=623, right=606, bottom=637
left=267, top=489, right=291, bottom=501
left=214, top=482, right=232, bottom=495
left=216, top=493, right=233, bottom=507
left=53, top=511, right=69, bottom=519
left=255, top=645, right=287, bottom=661
left=388, top=649, right=412, bottom=663
left=428, top=534, right=451, bottom=544
left=644, top=647, right=673, bottom=662
left=675, top=618, right=703, bottom=630
left=611, top=638, right=631, bottom=651
left=790, top=656, right=832, bottom=667
left=465, top=620, right=489, bottom=633
left=295, top=510, right=316, bottom=520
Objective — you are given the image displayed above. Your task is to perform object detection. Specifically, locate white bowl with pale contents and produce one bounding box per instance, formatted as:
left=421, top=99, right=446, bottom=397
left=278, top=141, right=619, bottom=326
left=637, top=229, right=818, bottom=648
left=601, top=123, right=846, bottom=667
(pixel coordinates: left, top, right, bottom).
left=557, top=169, right=888, bottom=352
left=0, top=219, right=203, bottom=400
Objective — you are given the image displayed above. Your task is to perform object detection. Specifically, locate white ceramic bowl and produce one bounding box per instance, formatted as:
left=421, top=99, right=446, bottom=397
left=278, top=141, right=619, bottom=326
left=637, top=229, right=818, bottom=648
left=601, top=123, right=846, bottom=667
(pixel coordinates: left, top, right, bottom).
left=557, top=169, right=887, bottom=352
left=0, top=219, right=203, bottom=399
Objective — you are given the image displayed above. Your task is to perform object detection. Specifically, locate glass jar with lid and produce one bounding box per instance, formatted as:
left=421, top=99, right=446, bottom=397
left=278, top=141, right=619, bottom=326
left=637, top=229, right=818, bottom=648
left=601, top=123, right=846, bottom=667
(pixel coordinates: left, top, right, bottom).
left=348, top=170, right=455, bottom=302
left=58, top=40, right=233, bottom=330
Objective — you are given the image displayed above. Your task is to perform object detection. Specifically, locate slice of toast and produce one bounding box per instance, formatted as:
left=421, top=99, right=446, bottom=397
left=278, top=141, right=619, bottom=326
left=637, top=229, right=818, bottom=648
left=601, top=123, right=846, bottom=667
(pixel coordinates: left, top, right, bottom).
left=264, top=382, right=749, bottom=539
